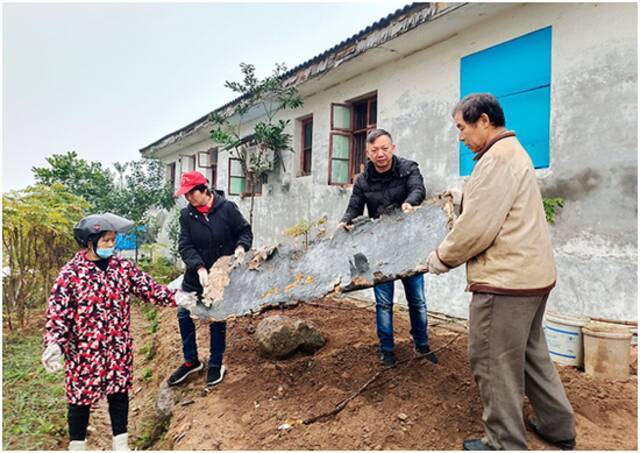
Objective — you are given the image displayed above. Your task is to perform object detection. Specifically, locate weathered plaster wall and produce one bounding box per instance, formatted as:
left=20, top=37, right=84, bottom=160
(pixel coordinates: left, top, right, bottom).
left=158, top=3, right=637, bottom=321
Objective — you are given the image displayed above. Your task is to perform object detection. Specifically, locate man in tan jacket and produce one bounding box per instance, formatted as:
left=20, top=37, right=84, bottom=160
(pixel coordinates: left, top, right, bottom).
left=427, top=93, right=576, bottom=451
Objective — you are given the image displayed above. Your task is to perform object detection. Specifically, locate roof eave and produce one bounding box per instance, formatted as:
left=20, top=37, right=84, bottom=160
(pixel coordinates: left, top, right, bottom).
left=140, top=2, right=465, bottom=157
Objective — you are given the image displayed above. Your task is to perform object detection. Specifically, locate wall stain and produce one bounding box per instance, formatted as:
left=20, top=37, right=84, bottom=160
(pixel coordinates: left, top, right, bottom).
left=618, top=166, right=638, bottom=199
left=541, top=168, right=602, bottom=201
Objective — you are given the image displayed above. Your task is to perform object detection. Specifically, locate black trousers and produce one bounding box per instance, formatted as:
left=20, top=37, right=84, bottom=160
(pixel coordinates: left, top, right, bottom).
left=68, top=392, right=129, bottom=441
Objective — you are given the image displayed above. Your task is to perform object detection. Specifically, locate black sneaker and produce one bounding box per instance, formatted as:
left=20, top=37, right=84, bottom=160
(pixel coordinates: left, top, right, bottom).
left=527, top=417, right=576, bottom=450
left=415, top=344, right=439, bottom=364
left=379, top=351, right=397, bottom=367
left=167, top=360, right=203, bottom=386
left=206, top=365, right=226, bottom=387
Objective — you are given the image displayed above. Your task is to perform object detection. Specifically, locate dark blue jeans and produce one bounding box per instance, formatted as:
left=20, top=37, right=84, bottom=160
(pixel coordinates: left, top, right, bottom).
left=177, top=307, right=226, bottom=367
left=373, top=273, right=429, bottom=352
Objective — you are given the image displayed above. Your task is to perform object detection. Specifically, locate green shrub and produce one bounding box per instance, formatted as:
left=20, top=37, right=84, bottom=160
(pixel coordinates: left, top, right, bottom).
left=543, top=197, right=564, bottom=224
left=138, top=254, right=182, bottom=284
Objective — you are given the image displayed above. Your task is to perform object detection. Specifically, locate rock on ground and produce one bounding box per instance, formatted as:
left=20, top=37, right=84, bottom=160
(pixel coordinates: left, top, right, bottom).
left=255, top=315, right=326, bottom=359
left=149, top=298, right=637, bottom=451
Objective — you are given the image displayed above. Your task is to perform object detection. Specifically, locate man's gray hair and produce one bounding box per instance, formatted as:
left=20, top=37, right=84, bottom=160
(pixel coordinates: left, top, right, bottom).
left=366, top=128, right=393, bottom=144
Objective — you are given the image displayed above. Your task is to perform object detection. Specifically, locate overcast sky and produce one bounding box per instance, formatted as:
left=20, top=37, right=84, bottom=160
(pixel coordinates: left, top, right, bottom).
left=2, top=1, right=406, bottom=191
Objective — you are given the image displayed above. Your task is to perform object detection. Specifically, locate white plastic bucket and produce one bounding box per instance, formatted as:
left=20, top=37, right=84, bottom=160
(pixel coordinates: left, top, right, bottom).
left=583, top=321, right=632, bottom=380
left=589, top=317, right=637, bottom=346
left=543, top=311, right=589, bottom=367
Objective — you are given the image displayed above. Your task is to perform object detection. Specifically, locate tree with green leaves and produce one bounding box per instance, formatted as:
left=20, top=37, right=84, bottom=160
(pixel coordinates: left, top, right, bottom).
left=2, top=184, right=89, bottom=330
left=32, top=151, right=116, bottom=213
left=107, top=159, right=175, bottom=261
left=209, top=62, right=303, bottom=225
left=166, top=206, right=182, bottom=263
left=33, top=152, right=174, bottom=262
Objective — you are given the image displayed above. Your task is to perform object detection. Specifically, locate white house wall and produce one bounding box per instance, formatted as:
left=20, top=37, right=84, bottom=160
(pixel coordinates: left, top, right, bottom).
left=158, top=3, right=637, bottom=321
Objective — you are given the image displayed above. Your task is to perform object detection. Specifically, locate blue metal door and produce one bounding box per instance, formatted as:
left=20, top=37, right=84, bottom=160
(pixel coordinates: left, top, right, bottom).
left=459, top=26, right=552, bottom=176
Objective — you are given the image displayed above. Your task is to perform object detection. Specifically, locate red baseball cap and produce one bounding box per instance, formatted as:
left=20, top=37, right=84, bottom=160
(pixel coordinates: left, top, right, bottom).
left=174, top=171, right=208, bottom=196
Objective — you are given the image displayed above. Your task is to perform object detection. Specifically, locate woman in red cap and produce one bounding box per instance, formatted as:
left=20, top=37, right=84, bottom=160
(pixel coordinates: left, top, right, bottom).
left=168, top=171, right=253, bottom=387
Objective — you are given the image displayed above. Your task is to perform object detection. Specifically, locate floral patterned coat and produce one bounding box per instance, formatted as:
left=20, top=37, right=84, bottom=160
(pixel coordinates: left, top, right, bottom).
left=44, top=251, right=176, bottom=405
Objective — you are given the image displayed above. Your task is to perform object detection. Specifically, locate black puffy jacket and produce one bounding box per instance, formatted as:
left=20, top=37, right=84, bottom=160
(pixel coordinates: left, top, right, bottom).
left=179, top=191, right=253, bottom=294
left=340, top=155, right=426, bottom=224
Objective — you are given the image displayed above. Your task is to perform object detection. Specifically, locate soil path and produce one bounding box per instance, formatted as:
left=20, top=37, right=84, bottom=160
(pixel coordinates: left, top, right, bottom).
left=142, top=297, right=637, bottom=451
left=81, top=302, right=166, bottom=450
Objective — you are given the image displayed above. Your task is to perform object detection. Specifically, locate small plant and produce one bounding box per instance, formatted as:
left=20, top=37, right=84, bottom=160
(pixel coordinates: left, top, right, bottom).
left=284, top=215, right=328, bottom=250
left=138, top=254, right=181, bottom=284
left=145, top=310, right=156, bottom=322
left=209, top=62, right=304, bottom=227
left=167, top=207, right=181, bottom=263
left=133, top=417, right=171, bottom=450
left=543, top=197, right=564, bottom=224
left=146, top=316, right=159, bottom=334
left=136, top=301, right=160, bottom=338
left=142, top=368, right=153, bottom=382
left=139, top=340, right=156, bottom=362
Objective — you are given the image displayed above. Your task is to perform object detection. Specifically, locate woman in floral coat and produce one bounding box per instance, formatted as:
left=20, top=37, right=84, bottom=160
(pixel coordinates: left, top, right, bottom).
left=42, top=213, right=196, bottom=451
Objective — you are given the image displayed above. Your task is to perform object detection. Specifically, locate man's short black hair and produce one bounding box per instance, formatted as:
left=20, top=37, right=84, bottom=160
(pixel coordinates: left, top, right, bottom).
left=452, top=93, right=506, bottom=127
left=366, top=128, right=393, bottom=144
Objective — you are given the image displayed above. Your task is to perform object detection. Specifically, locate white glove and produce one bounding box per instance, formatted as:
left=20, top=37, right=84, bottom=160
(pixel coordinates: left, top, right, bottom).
left=427, top=251, right=450, bottom=275
left=167, top=275, right=183, bottom=291
left=175, top=290, right=198, bottom=310
left=401, top=202, right=416, bottom=213
left=42, top=343, right=63, bottom=373
left=234, top=246, right=246, bottom=262
left=197, top=267, right=208, bottom=288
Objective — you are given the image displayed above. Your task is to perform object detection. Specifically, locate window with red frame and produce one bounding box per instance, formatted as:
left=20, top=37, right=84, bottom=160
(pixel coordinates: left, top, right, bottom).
left=328, top=94, right=377, bottom=185
left=197, top=148, right=218, bottom=188
left=228, top=158, right=246, bottom=196
left=300, top=117, right=313, bottom=175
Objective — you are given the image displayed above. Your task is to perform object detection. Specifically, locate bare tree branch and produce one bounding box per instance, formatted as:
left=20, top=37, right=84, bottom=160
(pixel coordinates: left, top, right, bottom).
left=302, top=333, right=465, bottom=425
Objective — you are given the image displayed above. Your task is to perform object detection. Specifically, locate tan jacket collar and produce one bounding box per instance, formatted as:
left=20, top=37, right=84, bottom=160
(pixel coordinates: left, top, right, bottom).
left=472, top=130, right=516, bottom=162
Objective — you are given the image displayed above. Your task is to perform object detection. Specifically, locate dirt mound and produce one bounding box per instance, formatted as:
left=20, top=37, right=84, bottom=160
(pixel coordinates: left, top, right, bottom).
left=144, top=297, right=637, bottom=451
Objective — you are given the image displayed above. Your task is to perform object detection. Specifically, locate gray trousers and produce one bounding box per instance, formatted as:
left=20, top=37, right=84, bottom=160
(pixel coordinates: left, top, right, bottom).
left=469, top=292, right=576, bottom=450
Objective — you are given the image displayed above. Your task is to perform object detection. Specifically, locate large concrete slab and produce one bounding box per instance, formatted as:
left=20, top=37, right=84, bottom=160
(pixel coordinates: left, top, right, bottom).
left=188, top=199, right=452, bottom=321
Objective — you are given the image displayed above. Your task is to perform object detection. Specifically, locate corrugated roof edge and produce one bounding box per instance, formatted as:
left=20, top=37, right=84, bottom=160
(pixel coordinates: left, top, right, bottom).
left=140, top=2, right=453, bottom=154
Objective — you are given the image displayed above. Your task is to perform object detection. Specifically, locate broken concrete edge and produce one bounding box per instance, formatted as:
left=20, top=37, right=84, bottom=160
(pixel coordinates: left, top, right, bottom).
left=343, top=267, right=430, bottom=292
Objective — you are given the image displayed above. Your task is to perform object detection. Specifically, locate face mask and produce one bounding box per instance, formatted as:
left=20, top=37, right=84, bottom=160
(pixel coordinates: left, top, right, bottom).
left=96, top=247, right=115, bottom=259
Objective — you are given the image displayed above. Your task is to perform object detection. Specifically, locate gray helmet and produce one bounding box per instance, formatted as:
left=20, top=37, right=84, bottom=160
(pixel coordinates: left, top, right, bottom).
left=74, top=212, right=134, bottom=247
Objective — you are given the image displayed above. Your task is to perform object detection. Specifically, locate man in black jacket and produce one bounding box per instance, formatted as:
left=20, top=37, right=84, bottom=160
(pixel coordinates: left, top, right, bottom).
left=337, top=129, right=437, bottom=367
left=168, top=171, right=253, bottom=387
